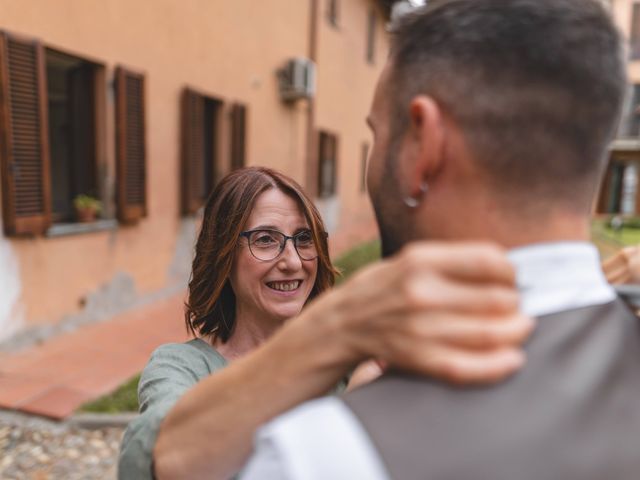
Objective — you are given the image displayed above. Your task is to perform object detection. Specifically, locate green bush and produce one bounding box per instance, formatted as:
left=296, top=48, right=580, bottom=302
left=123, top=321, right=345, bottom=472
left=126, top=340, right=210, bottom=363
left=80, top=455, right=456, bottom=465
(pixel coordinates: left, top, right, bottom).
left=80, top=374, right=140, bottom=413
left=333, top=239, right=381, bottom=284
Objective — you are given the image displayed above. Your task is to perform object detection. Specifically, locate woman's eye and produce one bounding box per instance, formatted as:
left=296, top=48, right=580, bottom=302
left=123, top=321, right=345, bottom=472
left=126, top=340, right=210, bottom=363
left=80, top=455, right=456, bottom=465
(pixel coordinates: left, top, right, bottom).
left=254, top=234, right=277, bottom=245
left=296, top=231, right=313, bottom=244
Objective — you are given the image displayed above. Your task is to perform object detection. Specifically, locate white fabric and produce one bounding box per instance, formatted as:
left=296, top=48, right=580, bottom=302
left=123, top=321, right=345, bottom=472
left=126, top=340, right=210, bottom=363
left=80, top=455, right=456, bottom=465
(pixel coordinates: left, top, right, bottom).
left=240, top=242, right=616, bottom=480
left=240, top=397, right=389, bottom=480
left=508, top=242, right=615, bottom=317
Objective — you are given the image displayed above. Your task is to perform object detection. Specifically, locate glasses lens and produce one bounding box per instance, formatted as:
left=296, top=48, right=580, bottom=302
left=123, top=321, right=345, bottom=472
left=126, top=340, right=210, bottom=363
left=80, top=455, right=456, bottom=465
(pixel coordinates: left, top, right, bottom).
left=248, top=230, right=284, bottom=261
left=294, top=230, right=318, bottom=260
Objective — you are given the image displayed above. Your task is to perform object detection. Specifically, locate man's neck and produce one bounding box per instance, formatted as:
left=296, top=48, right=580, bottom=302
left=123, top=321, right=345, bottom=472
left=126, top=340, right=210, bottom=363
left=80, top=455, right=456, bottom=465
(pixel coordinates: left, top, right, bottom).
left=420, top=191, right=591, bottom=249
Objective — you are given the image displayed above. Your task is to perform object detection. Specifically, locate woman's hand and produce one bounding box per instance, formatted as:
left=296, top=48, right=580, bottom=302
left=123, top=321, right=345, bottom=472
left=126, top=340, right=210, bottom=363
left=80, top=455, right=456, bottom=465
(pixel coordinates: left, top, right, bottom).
left=347, top=360, right=387, bottom=391
left=602, top=245, right=640, bottom=285
left=313, top=241, right=534, bottom=385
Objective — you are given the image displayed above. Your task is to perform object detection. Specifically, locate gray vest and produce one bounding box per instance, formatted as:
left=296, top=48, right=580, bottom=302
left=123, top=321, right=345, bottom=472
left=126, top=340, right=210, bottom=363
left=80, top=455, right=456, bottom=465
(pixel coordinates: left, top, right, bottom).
left=344, top=300, right=640, bottom=480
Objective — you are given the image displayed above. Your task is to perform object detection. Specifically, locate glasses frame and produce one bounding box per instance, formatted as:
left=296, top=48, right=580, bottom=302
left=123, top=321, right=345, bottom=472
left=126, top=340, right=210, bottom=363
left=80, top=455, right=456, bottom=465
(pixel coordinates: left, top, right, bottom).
left=239, top=228, right=326, bottom=262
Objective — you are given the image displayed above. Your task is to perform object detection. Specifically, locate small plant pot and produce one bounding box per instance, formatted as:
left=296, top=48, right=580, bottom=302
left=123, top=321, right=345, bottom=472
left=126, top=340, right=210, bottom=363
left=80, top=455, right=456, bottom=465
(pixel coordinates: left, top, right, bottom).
left=76, top=207, right=97, bottom=223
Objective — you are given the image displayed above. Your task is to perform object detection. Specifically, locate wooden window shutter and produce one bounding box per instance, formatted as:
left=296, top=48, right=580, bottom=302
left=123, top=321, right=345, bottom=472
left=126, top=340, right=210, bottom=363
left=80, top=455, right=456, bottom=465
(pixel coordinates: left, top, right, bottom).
left=0, top=32, right=52, bottom=236
left=181, top=88, right=205, bottom=215
left=115, top=66, right=146, bottom=223
left=230, top=103, right=247, bottom=171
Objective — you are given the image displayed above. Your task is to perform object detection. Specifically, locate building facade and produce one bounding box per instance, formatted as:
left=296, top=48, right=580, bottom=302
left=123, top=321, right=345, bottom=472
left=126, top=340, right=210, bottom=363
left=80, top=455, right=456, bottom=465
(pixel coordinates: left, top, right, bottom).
left=0, top=0, right=391, bottom=343
left=598, top=0, right=640, bottom=214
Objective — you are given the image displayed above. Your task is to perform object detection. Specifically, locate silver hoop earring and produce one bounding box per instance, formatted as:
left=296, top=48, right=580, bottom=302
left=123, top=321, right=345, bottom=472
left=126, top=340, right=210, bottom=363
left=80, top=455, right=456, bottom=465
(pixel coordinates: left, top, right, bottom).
left=403, top=182, right=429, bottom=209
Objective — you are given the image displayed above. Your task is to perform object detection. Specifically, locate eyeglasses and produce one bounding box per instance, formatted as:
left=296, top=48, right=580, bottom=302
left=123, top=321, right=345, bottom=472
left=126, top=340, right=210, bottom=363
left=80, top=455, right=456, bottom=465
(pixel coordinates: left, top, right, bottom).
left=240, top=229, right=323, bottom=262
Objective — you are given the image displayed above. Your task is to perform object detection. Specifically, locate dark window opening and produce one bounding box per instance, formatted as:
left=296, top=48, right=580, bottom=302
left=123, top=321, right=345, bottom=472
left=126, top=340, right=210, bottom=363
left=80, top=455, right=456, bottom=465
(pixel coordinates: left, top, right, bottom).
left=631, top=3, right=640, bottom=60
left=366, top=9, right=377, bottom=64
left=597, top=157, right=633, bottom=215
left=318, top=131, right=338, bottom=198
left=46, top=50, right=97, bottom=223
left=230, top=103, right=248, bottom=171
left=202, top=98, right=217, bottom=197
left=327, top=0, right=340, bottom=27
left=361, top=143, right=369, bottom=193
left=618, top=84, right=640, bottom=138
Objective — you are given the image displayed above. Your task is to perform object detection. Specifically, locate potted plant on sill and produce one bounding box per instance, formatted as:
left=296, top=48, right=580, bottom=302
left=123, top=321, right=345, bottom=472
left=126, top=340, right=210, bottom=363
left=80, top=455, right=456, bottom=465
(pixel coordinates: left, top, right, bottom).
left=73, top=194, right=102, bottom=223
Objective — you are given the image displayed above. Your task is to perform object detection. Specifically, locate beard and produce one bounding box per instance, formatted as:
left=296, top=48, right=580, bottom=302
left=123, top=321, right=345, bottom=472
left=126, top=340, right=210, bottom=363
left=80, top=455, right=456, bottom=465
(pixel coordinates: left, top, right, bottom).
left=370, top=149, right=415, bottom=259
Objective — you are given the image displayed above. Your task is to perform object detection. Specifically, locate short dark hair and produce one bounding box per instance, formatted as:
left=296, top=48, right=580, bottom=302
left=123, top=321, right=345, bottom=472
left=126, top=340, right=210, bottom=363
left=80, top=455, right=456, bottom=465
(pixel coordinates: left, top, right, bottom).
left=185, top=167, right=338, bottom=341
left=388, top=0, right=626, bottom=208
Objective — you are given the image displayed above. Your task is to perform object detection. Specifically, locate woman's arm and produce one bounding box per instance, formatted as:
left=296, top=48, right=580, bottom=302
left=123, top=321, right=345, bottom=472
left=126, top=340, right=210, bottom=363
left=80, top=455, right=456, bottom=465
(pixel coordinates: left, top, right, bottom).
left=153, top=242, right=533, bottom=480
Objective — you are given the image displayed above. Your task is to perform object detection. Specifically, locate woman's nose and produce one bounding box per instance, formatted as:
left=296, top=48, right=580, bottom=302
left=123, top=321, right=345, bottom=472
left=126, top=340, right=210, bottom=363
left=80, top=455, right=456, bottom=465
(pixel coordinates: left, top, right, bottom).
left=277, top=239, right=302, bottom=270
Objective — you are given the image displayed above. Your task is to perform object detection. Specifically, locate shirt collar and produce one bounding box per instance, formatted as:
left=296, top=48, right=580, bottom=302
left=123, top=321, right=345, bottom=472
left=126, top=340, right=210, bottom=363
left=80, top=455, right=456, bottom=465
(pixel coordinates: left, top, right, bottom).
left=507, top=242, right=616, bottom=317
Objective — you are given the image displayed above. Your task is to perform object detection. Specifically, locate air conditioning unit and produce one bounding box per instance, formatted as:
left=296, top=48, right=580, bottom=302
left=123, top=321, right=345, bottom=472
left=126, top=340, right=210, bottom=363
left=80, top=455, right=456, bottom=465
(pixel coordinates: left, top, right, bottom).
left=277, top=58, right=316, bottom=102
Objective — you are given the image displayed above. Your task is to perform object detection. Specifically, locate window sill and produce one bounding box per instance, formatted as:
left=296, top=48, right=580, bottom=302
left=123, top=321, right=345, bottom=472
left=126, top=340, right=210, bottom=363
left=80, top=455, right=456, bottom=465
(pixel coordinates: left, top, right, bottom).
left=46, top=219, right=118, bottom=238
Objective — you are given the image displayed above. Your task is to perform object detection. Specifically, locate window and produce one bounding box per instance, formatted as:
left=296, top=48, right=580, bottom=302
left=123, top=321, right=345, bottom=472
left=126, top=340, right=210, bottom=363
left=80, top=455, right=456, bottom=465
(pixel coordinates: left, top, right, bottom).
left=0, top=32, right=109, bottom=236
left=361, top=143, right=369, bottom=193
left=47, top=50, right=99, bottom=223
left=366, top=9, right=377, bottom=64
left=115, top=67, right=147, bottom=224
left=327, top=0, right=340, bottom=27
left=317, top=131, right=338, bottom=198
left=181, top=88, right=222, bottom=215
left=596, top=157, right=640, bottom=214
left=617, top=84, right=640, bottom=138
left=631, top=3, right=640, bottom=60
left=230, top=103, right=248, bottom=171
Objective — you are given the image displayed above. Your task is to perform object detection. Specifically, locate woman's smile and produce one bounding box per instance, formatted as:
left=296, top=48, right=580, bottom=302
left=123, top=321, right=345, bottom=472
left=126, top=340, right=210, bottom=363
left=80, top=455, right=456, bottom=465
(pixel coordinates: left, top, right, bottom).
left=265, top=279, right=303, bottom=294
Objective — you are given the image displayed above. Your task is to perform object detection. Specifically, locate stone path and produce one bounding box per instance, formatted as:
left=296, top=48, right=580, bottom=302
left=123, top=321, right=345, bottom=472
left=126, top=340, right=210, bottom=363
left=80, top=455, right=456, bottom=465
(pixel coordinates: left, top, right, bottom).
left=0, top=410, right=125, bottom=480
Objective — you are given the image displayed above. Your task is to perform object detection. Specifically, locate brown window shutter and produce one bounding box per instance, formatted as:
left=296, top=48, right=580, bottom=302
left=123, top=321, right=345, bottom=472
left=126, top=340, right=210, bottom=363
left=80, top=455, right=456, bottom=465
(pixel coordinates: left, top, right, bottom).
left=115, top=66, right=146, bottom=224
left=0, top=32, right=52, bottom=236
left=181, top=88, right=205, bottom=215
left=230, top=103, right=247, bottom=171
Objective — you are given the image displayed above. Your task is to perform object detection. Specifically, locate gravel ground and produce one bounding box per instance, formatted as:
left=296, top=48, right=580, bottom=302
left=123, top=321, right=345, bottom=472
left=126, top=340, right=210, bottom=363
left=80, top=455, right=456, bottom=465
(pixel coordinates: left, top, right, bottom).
left=0, top=410, right=126, bottom=480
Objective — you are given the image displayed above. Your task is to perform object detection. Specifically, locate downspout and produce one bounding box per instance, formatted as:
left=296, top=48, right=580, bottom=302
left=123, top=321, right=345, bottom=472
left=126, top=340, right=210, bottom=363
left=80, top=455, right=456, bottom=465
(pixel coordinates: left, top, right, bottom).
left=306, top=0, right=319, bottom=197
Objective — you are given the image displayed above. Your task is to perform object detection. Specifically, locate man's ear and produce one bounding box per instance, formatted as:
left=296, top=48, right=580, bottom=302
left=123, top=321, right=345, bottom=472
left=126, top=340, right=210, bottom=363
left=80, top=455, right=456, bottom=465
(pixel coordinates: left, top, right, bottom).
left=401, top=95, right=446, bottom=198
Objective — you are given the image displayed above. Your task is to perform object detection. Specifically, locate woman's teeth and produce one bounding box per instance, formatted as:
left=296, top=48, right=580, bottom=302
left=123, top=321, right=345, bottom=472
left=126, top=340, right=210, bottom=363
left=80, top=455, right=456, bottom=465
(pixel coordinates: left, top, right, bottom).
left=267, top=281, right=301, bottom=291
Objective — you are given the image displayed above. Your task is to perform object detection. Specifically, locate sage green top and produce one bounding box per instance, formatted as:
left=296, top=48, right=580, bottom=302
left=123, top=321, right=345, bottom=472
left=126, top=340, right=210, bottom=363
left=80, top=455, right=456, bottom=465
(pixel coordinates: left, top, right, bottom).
left=118, top=337, right=347, bottom=479
left=118, top=338, right=228, bottom=479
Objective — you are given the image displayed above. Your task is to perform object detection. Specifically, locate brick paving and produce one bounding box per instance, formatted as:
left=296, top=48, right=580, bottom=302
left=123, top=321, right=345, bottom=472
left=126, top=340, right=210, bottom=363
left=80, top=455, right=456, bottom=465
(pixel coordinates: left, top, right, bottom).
left=0, top=293, right=189, bottom=419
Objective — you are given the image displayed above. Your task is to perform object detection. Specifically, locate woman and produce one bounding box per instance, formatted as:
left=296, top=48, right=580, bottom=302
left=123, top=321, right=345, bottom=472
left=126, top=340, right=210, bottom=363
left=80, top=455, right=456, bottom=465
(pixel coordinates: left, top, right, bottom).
left=119, top=167, right=531, bottom=480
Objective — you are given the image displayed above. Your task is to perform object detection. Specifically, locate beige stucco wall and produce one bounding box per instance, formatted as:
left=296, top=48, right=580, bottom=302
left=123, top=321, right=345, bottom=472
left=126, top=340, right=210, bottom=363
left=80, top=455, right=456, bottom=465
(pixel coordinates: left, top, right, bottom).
left=315, top=0, right=386, bottom=245
left=0, top=0, right=386, bottom=339
left=610, top=0, right=640, bottom=82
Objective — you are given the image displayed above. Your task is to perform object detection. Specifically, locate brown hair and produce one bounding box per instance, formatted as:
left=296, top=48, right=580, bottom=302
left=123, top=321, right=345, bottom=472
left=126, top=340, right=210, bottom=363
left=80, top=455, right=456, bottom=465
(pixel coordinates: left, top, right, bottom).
left=387, top=0, right=625, bottom=208
left=185, top=166, right=338, bottom=341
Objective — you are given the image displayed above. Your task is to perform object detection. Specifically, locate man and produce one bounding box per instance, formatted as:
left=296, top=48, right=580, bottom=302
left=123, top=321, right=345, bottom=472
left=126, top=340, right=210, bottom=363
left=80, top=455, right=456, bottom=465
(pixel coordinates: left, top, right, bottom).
left=241, top=0, right=640, bottom=478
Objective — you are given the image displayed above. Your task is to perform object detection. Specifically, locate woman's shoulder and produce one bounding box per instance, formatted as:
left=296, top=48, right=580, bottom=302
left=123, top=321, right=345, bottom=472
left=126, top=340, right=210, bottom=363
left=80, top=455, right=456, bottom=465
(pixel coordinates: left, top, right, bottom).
left=146, top=338, right=228, bottom=376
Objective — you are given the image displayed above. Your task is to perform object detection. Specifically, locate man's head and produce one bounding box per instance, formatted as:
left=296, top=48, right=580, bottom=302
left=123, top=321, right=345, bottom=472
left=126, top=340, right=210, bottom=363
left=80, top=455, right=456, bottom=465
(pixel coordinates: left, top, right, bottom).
left=367, top=0, right=627, bottom=256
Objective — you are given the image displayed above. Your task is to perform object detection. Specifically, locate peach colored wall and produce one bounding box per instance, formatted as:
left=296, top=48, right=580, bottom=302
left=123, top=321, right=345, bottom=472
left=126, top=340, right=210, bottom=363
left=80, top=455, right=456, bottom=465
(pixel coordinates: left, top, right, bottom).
left=0, top=0, right=388, bottom=337
left=315, top=0, right=387, bottom=240
left=610, top=0, right=640, bottom=82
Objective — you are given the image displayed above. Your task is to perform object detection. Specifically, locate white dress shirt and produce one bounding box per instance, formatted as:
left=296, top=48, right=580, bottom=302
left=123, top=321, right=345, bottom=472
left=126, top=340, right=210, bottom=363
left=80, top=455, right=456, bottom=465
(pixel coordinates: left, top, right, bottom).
left=240, top=242, right=616, bottom=480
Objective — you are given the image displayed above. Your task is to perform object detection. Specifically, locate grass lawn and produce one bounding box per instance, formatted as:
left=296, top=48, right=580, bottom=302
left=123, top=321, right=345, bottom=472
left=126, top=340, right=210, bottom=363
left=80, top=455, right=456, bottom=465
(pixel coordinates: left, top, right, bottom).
left=591, top=218, right=640, bottom=258
left=78, top=238, right=383, bottom=414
